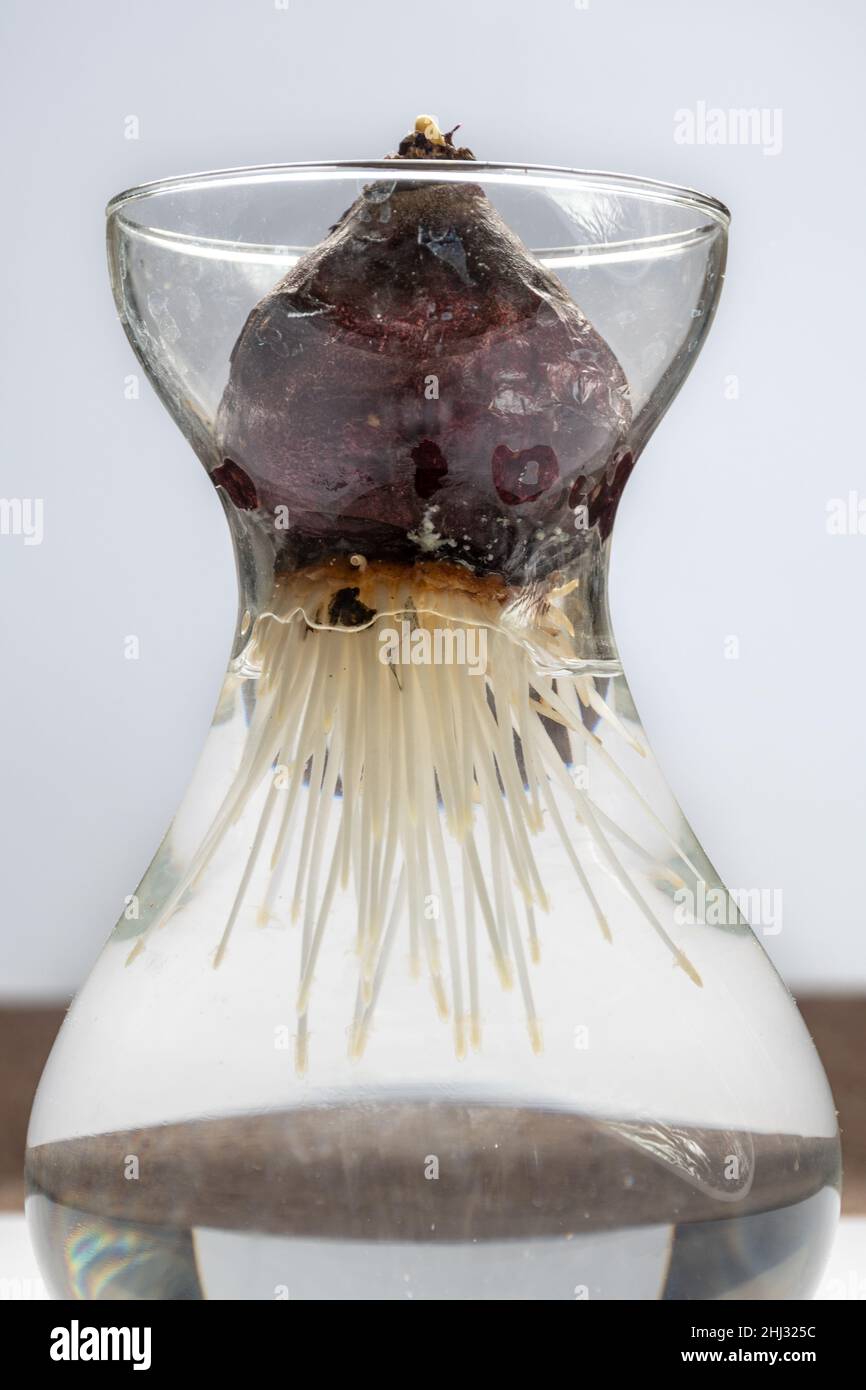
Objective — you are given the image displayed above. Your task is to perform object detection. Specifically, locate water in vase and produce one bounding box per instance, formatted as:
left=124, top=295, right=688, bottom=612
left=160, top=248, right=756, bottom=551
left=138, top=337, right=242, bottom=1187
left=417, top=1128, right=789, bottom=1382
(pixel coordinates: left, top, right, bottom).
left=26, top=121, right=840, bottom=1300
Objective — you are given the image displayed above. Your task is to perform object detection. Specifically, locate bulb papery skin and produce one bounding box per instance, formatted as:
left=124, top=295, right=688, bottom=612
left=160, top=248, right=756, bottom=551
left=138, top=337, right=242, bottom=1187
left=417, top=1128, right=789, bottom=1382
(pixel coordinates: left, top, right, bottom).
left=216, top=176, right=632, bottom=584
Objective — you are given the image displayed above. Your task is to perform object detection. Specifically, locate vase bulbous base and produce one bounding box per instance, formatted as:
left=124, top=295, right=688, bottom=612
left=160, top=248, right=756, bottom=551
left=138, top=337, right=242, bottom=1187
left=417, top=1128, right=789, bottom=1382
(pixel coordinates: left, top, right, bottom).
left=25, top=609, right=841, bottom=1301
left=26, top=163, right=840, bottom=1302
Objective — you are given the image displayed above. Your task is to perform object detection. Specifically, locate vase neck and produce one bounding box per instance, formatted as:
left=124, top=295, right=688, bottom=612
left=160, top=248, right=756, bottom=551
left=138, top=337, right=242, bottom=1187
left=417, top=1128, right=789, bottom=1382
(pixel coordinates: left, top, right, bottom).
left=225, top=505, right=619, bottom=677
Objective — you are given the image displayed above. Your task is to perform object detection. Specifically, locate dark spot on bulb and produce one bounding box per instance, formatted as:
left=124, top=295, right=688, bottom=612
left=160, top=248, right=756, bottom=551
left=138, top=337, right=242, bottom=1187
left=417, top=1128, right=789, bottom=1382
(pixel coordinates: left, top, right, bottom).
left=569, top=450, right=635, bottom=538
left=328, top=587, right=377, bottom=629
left=491, top=445, right=559, bottom=506
left=411, top=440, right=448, bottom=499
left=212, top=459, right=258, bottom=511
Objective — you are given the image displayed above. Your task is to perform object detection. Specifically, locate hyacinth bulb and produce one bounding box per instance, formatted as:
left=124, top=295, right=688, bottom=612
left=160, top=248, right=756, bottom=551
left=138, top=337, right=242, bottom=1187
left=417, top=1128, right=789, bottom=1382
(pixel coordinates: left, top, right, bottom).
left=215, top=119, right=633, bottom=581
left=25, top=126, right=840, bottom=1301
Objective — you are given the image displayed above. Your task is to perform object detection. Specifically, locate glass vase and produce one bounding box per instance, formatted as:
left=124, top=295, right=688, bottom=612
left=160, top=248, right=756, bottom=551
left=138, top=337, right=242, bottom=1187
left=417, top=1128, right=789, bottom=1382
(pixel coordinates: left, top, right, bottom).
left=25, top=161, right=840, bottom=1301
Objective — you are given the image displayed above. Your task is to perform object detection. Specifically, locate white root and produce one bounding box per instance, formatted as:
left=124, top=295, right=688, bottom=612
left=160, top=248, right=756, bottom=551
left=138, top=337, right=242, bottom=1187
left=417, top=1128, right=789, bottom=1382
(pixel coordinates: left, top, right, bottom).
left=127, top=567, right=704, bottom=1063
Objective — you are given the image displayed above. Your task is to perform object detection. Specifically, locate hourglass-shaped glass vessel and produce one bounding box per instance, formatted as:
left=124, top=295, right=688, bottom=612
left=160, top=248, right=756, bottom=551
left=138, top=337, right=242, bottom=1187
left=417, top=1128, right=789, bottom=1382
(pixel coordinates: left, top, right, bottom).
left=26, top=154, right=840, bottom=1301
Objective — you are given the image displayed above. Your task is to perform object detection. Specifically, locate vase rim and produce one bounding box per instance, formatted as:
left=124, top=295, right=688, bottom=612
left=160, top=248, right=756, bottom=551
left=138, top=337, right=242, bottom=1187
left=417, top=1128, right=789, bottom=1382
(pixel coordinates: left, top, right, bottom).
left=106, top=159, right=731, bottom=228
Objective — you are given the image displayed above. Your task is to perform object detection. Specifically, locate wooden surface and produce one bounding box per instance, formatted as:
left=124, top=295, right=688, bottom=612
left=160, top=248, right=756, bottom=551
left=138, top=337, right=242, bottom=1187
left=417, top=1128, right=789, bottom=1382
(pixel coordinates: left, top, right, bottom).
left=0, top=1007, right=66, bottom=1211
left=798, top=997, right=866, bottom=1213
left=26, top=1109, right=837, bottom=1240
left=2, top=998, right=863, bottom=1217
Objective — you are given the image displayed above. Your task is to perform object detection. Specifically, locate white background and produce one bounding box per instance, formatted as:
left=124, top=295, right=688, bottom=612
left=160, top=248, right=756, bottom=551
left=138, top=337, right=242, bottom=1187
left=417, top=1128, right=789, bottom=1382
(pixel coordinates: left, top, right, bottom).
left=0, top=0, right=863, bottom=997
